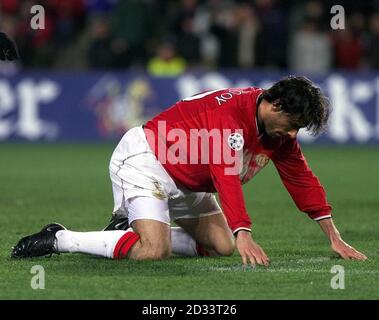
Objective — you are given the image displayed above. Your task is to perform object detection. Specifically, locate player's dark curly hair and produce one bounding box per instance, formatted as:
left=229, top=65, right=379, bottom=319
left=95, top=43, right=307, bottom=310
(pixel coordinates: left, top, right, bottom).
left=260, top=76, right=330, bottom=136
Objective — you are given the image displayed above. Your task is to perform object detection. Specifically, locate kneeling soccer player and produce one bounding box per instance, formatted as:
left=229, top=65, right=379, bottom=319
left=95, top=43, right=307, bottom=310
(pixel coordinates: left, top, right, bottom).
left=11, top=76, right=367, bottom=265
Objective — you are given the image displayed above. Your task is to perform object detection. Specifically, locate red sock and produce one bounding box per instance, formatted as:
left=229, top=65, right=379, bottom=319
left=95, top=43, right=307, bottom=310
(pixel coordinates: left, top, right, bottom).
left=113, top=231, right=140, bottom=259
left=196, top=243, right=210, bottom=257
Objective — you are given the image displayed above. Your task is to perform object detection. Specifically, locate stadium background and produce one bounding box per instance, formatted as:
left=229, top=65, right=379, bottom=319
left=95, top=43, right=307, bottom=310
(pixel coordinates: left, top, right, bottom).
left=0, top=0, right=378, bottom=300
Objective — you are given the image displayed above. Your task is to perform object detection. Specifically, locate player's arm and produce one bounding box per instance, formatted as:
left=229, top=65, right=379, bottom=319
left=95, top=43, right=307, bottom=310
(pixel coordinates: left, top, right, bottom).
left=208, top=114, right=269, bottom=266
left=271, top=138, right=367, bottom=260
left=209, top=164, right=270, bottom=267
left=318, top=218, right=367, bottom=260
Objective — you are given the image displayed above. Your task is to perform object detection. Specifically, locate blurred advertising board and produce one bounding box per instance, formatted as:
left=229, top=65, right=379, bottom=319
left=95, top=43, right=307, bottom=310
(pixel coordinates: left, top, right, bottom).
left=0, top=70, right=378, bottom=143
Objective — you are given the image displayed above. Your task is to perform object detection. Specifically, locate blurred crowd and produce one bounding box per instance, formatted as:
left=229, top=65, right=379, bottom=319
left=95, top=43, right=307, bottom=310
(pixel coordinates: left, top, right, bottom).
left=1, top=0, right=379, bottom=75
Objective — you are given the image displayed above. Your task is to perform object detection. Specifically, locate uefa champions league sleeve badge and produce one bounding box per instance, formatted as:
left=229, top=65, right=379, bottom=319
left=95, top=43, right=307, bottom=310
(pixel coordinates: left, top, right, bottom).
left=227, top=133, right=244, bottom=151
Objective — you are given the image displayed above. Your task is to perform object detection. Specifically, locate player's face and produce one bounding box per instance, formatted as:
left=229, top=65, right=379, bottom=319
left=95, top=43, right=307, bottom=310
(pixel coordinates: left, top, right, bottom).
left=263, top=103, right=299, bottom=139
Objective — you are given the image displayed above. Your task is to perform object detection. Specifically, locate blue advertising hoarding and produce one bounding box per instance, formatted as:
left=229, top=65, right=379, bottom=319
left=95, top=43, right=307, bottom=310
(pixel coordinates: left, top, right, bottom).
left=0, top=70, right=378, bottom=143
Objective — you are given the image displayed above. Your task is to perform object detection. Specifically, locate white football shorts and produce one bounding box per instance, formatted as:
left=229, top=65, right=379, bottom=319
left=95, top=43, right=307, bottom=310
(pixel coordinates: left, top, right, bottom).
left=109, top=126, right=221, bottom=225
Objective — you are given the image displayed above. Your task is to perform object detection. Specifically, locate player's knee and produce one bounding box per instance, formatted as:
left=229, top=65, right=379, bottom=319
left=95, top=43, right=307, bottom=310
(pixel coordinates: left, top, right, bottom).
left=144, top=241, right=171, bottom=260
left=214, top=236, right=235, bottom=257
left=148, top=247, right=171, bottom=259
left=216, top=244, right=235, bottom=257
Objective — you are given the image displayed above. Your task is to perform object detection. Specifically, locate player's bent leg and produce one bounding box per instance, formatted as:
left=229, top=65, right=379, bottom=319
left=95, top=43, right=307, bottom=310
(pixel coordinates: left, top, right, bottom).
left=12, top=193, right=172, bottom=260
left=12, top=221, right=170, bottom=260
left=175, top=212, right=235, bottom=257
left=127, top=219, right=171, bottom=260
left=120, top=195, right=172, bottom=260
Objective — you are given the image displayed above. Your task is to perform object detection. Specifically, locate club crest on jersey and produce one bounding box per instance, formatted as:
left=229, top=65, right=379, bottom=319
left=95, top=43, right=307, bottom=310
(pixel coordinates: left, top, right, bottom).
left=227, top=133, right=244, bottom=151
left=255, top=154, right=270, bottom=167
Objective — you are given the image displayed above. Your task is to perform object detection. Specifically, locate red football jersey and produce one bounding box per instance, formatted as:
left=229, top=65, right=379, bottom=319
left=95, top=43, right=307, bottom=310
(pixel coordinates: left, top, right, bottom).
left=144, top=87, right=332, bottom=233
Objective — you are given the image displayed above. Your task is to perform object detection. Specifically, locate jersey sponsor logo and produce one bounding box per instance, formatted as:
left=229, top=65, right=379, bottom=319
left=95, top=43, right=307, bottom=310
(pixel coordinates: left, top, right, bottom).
left=227, top=133, right=244, bottom=151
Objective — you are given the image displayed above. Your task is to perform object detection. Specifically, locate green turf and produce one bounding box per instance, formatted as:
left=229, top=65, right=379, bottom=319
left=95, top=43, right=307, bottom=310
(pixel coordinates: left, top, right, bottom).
left=0, top=144, right=378, bottom=299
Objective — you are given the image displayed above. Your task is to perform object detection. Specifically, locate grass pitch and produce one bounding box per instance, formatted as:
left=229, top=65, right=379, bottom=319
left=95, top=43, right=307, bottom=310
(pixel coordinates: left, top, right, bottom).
left=0, top=143, right=378, bottom=299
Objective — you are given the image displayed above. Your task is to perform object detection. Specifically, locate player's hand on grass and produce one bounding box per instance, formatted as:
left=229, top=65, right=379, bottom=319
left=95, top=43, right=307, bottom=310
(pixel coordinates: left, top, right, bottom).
left=317, top=218, right=367, bottom=261
left=331, top=238, right=368, bottom=261
left=235, top=230, right=270, bottom=267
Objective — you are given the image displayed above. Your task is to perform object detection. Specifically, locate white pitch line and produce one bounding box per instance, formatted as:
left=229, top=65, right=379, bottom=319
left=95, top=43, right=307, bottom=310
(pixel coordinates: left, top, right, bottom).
left=201, top=266, right=379, bottom=274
